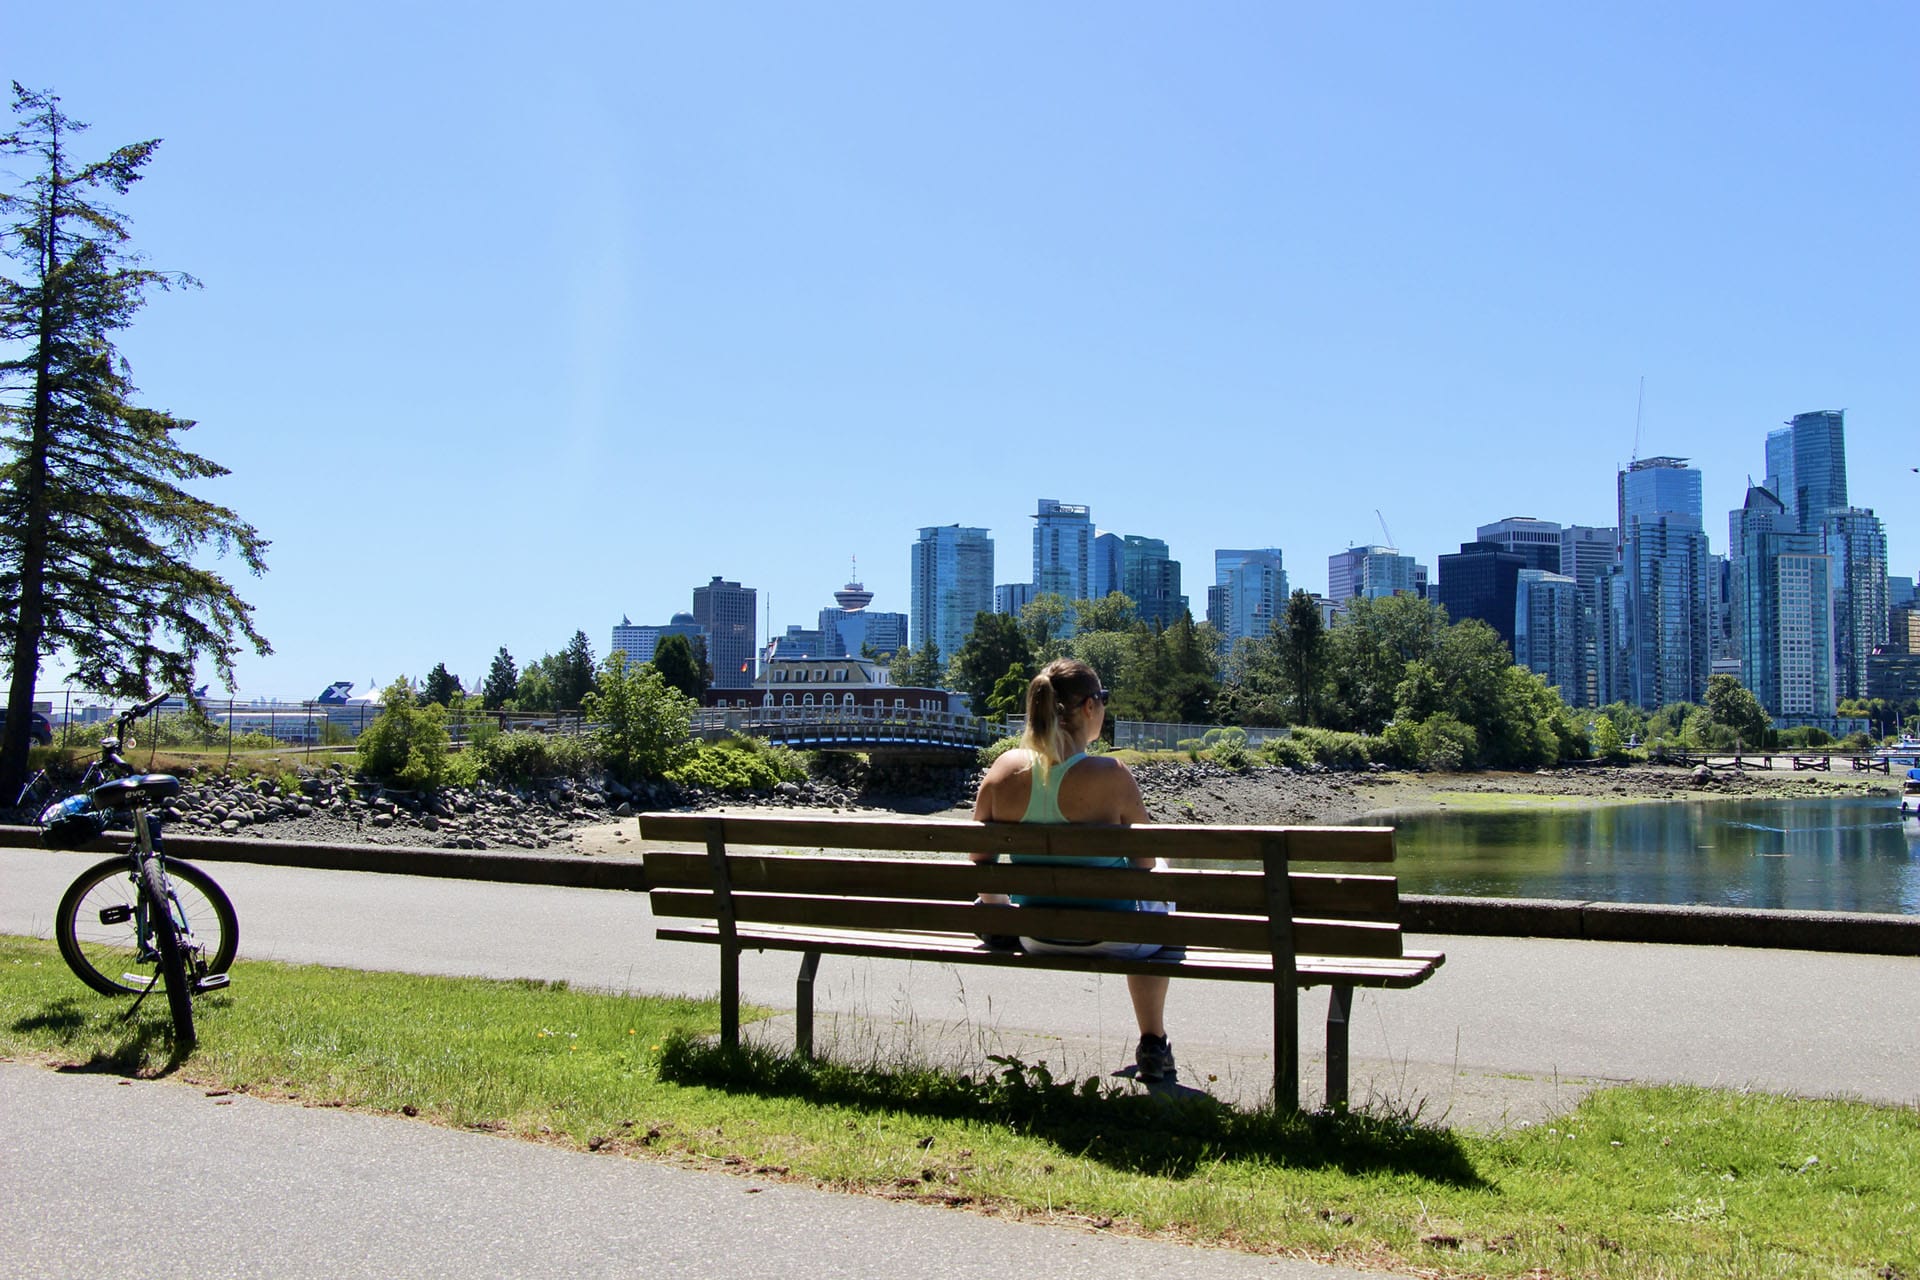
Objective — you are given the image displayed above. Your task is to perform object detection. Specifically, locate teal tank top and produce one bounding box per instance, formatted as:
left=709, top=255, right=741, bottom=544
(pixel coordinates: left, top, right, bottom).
left=1009, top=750, right=1130, bottom=909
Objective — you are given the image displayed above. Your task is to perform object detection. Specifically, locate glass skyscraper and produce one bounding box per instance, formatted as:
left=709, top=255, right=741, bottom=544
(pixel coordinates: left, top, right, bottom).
left=1779, top=409, right=1849, bottom=532
left=1032, top=499, right=1093, bottom=600
left=1122, top=535, right=1186, bottom=627
left=911, top=525, right=994, bottom=669
left=1614, top=457, right=1711, bottom=709
left=1729, top=485, right=1834, bottom=723
left=1212, top=548, right=1288, bottom=647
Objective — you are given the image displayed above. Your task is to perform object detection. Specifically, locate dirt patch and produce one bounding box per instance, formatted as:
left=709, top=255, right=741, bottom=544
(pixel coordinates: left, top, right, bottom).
left=1126, top=761, right=1895, bottom=827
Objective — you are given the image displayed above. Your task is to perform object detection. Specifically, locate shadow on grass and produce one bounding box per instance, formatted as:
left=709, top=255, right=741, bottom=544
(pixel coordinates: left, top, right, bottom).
left=12, top=996, right=194, bottom=1077
left=659, top=1036, right=1485, bottom=1187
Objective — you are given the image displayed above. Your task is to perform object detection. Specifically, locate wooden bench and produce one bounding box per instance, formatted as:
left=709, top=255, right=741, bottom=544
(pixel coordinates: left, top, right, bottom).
left=638, top=812, right=1444, bottom=1112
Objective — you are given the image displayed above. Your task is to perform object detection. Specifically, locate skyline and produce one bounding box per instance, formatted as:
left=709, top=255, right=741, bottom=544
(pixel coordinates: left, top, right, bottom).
left=9, top=4, right=1916, bottom=700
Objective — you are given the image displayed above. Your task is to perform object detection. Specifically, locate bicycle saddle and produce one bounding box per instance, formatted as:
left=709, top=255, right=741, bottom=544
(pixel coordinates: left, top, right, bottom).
left=89, top=774, right=182, bottom=808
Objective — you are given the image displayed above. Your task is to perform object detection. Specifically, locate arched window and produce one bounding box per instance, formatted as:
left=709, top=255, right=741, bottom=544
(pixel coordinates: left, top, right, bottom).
left=803, top=694, right=815, bottom=707
left=781, top=693, right=794, bottom=707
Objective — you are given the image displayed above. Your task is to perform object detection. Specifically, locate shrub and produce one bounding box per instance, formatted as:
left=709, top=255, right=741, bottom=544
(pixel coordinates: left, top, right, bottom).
left=668, top=735, right=806, bottom=793
left=1374, top=720, right=1423, bottom=768
left=1261, top=736, right=1310, bottom=769
left=978, top=735, right=1021, bottom=768
left=475, top=731, right=596, bottom=784
left=1207, top=736, right=1251, bottom=771
left=355, top=681, right=451, bottom=791
left=1413, top=713, right=1478, bottom=771
left=583, top=654, right=697, bottom=784
left=1289, top=727, right=1372, bottom=770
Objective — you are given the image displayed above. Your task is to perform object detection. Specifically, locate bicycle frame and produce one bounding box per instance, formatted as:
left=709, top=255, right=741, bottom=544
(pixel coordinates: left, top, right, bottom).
left=50, top=691, right=236, bottom=1042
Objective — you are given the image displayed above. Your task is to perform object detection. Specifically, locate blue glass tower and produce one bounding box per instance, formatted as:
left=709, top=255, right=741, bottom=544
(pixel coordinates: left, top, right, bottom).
left=911, top=525, right=994, bottom=670
left=1614, top=457, right=1712, bottom=709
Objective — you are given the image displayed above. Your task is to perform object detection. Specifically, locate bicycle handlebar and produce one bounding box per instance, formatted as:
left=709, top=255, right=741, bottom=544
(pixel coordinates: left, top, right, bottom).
left=104, top=691, right=178, bottom=770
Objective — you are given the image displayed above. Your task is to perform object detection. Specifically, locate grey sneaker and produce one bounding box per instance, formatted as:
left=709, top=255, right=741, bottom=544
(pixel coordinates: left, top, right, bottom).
left=1134, top=1034, right=1176, bottom=1083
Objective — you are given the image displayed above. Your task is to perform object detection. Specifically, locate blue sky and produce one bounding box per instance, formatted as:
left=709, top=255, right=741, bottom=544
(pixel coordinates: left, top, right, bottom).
left=10, top=3, right=1917, bottom=700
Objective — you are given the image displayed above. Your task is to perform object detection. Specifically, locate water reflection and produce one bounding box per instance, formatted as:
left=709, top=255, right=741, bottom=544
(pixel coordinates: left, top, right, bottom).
left=1377, top=796, right=1920, bottom=915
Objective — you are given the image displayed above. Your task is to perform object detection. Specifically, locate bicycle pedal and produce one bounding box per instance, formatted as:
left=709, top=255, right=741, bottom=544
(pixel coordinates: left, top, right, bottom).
left=98, top=904, right=134, bottom=925
left=193, top=973, right=230, bottom=993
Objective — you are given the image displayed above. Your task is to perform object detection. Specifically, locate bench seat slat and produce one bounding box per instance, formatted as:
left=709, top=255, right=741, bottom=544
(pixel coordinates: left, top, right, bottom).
left=657, top=922, right=1444, bottom=988
left=642, top=851, right=1401, bottom=918
left=649, top=888, right=1406, bottom=958
left=639, top=813, right=1394, bottom=863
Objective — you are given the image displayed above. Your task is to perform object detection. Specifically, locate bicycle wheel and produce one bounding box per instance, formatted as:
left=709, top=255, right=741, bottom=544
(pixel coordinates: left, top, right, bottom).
left=142, top=856, right=195, bottom=1044
left=55, top=857, right=239, bottom=997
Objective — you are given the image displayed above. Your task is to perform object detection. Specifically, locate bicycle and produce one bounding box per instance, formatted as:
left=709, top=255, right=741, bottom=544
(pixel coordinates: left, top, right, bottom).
left=41, top=691, right=237, bottom=1046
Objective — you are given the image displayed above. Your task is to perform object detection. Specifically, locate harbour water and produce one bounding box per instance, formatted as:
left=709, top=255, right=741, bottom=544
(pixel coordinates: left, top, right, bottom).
left=1379, top=795, right=1920, bottom=916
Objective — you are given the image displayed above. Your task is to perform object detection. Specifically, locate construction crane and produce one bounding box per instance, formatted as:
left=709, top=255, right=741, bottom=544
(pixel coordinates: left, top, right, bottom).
left=1375, top=509, right=1396, bottom=550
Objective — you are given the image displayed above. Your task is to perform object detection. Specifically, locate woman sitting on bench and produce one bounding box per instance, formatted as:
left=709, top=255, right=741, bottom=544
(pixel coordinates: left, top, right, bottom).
left=971, top=658, right=1176, bottom=1083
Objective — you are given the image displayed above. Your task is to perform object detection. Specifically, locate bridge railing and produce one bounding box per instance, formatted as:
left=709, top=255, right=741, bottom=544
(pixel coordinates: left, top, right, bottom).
left=689, top=703, right=994, bottom=747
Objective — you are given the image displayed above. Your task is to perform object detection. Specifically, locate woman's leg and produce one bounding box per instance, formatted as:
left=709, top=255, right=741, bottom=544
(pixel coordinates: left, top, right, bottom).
left=1127, top=974, right=1168, bottom=1037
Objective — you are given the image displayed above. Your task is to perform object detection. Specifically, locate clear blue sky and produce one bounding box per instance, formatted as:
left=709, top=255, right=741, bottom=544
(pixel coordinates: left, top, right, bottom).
left=11, top=3, right=1917, bottom=701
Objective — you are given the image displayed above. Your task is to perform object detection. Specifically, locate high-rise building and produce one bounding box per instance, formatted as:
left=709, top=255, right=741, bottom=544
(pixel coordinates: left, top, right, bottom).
left=1090, top=532, right=1125, bottom=602
left=1729, top=485, right=1834, bottom=724
left=1754, top=410, right=1885, bottom=705
left=1514, top=570, right=1580, bottom=696
left=1327, top=546, right=1420, bottom=602
left=1122, top=535, right=1186, bottom=627
left=911, top=524, right=994, bottom=669
left=1613, top=457, right=1712, bottom=709
left=1475, top=517, right=1562, bottom=572
left=1824, top=507, right=1889, bottom=701
left=1778, top=409, right=1849, bottom=532
left=1434, top=541, right=1527, bottom=651
left=1032, top=499, right=1093, bottom=601
left=1558, top=525, right=1617, bottom=707
left=1212, top=549, right=1289, bottom=648
left=994, top=582, right=1037, bottom=616
left=693, top=576, right=758, bottom=689
left=610, top=613, right=707, bottom=669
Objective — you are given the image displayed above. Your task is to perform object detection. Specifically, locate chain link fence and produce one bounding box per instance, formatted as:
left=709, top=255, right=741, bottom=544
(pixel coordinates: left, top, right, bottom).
left=30, top=690, right=585, bottom=759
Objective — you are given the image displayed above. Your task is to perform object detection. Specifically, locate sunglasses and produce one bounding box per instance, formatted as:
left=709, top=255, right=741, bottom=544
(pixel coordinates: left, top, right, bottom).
left=1083, top=688, right=1111, bottom=705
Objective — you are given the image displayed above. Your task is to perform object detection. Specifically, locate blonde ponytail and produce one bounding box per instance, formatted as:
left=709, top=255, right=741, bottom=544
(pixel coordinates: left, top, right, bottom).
left=1019, top=658, right=1102, bottom=772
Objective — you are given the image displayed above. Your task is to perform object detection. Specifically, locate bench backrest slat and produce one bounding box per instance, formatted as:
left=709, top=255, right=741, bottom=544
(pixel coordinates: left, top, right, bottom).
left=649, top=888, right=1406, bottom=958
left=639, top=812, right=1394, bottom=863
left=643, top=851, right=1401, bottom=920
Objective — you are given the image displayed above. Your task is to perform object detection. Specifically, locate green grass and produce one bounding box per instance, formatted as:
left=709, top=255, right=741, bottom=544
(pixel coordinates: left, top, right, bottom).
left=3, top=933, right=1915, bottom=1278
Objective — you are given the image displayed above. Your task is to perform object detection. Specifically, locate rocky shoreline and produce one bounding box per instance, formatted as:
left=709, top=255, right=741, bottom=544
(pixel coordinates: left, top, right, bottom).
left=13, top=757, right=1890, bottom=856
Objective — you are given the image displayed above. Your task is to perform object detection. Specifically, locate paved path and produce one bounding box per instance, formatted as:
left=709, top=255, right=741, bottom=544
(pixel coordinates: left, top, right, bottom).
left=0, top=1064, right=1388, bottom=1280
left=4, top=847, right=1918, bottom=1278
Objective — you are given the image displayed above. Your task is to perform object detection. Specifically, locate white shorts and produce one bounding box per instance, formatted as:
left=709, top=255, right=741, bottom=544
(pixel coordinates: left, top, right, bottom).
left=1019, top=897, right=1172, bottom=959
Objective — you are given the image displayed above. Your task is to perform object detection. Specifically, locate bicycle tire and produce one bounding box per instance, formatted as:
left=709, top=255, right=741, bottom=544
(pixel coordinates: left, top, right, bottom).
left=142, top=855, right=196, bottom=1044
left=55, top=857, right=239, bottom=997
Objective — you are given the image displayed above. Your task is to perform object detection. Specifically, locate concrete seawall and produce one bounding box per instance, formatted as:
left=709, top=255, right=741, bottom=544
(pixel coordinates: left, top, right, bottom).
left=5, top=824, right=1916, bottom=957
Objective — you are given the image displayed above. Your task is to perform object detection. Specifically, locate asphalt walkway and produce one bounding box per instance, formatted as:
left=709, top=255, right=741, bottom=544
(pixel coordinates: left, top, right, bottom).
left=4, top=848, right=1917, bottom=1277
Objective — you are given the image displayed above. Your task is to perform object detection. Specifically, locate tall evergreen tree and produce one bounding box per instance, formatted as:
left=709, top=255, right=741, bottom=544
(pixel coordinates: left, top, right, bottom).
left=952, top=612, right=1032, bottom=714
left=888, top=638, right=944, bottom=689
left=480, top=647, right=518, bottom=710
left=421, top=662, right=462, bottom=707
left=553, top=630, right=596, bottom=710
left=1275, top=589, right=1328, bottom=727
left=0, top=85, right=269, bottom=794
left=651, top=633, right=706, bottom=701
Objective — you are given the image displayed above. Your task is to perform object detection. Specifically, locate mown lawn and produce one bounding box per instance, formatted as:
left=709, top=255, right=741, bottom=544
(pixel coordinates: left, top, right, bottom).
left=2, top=935, right=1913, bottom=1279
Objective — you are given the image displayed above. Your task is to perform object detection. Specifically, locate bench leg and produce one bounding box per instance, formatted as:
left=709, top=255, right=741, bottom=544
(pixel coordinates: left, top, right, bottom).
left=720, top=942, right=739, bottom=1050
left=1325, top=985, right=1353, bottom=1112
left=1274, top=979, right=1300, bottom=1113
left=795, top=950, right=822, bottom=1059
